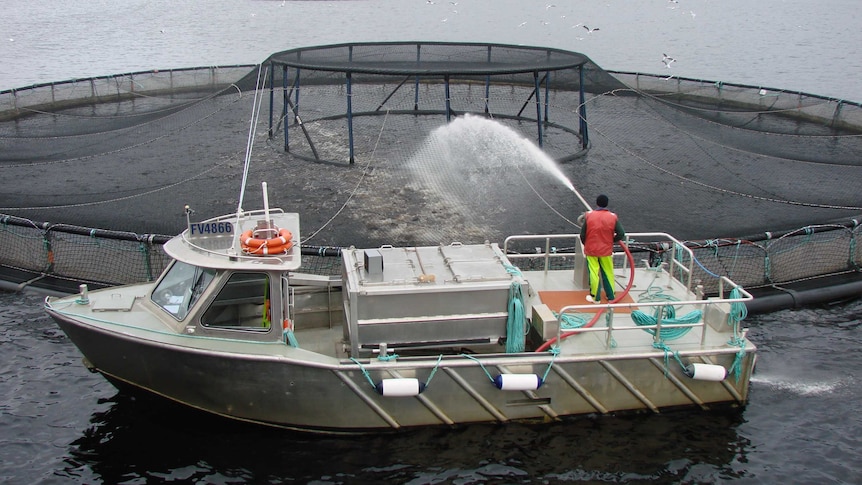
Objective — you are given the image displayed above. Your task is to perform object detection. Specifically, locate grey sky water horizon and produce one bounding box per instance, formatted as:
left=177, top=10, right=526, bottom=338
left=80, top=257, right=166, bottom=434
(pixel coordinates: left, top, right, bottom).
left=0, top=0, right=859, bottom=102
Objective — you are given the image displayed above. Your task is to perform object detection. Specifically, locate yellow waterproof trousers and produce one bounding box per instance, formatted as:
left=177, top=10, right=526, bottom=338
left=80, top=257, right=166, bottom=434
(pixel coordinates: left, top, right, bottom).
left=586, top=255, right=615, bottom=302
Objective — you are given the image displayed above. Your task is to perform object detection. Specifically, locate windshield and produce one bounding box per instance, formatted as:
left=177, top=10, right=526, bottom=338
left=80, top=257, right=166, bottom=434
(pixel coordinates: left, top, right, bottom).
left=151, top=261, right=216, bottom=320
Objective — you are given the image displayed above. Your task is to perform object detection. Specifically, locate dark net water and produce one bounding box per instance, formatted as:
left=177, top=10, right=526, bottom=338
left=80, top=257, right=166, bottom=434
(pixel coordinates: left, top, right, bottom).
left=1, top=45, right=860, bottom=295
left=1, top=42, right=861, bottom=484
left=1, top=289, right=860, bottom=483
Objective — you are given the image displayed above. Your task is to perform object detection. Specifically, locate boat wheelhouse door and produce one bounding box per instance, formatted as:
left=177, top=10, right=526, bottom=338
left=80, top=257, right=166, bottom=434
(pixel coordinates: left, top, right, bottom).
left=192, top=270, right=282, bottom=342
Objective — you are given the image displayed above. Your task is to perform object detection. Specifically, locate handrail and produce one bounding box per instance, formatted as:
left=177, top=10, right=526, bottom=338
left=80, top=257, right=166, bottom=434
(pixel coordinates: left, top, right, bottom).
left=504, top=232, right=696, bottom=291
left=554, top=285, right=754, bottom=349
left=503, top=233, right=582, bottom=274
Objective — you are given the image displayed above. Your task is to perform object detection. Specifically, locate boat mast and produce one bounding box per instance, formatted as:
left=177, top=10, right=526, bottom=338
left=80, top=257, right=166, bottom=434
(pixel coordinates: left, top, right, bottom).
left=236, top=64, right=268, bottom=216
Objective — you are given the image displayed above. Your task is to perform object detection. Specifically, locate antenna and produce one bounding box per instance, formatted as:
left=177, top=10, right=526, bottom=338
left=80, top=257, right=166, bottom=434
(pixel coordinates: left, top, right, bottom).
left=236, top=64, right=268, bottom=216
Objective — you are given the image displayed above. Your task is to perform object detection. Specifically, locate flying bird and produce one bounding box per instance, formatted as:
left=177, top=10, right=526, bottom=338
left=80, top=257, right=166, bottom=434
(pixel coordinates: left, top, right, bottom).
left=583, top=25, right=599, bottom=33
left=662, top=53, right=676, bottom=68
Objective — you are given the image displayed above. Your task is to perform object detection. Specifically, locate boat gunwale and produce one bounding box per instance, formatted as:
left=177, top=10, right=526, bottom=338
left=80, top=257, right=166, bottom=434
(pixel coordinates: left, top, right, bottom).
left=47, top=303, right=754, bottom=372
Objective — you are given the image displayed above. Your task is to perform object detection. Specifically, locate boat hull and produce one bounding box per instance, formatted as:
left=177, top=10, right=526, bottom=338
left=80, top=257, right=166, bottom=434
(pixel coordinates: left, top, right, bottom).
left=50, top=309, right=754, bottom=433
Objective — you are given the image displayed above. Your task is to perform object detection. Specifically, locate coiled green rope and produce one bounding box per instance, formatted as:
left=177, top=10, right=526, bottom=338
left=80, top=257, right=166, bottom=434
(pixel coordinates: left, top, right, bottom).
left=503, top=264, right=526, bottom=353
left=631, top=306, right=702, bottom=340
left=726, top=287, right=748, bottom=381
left=630, top=278, right=700, bottom=340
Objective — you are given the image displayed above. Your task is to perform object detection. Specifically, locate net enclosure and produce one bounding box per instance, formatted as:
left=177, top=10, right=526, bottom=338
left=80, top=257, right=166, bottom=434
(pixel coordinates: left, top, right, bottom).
left=0, top=42, right=861, bottom=300
left=254, top=42, right=598, bottom=164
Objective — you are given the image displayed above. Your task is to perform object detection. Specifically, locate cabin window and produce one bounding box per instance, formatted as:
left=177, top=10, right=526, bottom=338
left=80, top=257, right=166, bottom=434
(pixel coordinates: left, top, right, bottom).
left=201, top=272, right=272, bottom=331
left=151, top=261, right=216, bottom=320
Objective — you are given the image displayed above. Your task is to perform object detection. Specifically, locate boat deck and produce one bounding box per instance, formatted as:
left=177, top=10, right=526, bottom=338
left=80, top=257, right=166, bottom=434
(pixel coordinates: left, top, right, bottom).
left=289, top=261, right=749, bottom=361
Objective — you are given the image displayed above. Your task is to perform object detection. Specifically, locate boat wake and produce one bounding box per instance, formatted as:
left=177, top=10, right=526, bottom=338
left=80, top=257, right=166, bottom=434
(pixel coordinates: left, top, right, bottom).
left=750, top=375, right=850, bottom=396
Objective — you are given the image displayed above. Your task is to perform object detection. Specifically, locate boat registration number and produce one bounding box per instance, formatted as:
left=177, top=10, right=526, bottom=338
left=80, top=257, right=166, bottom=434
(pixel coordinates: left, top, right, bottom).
left=189, top=221, right=234, bottom=236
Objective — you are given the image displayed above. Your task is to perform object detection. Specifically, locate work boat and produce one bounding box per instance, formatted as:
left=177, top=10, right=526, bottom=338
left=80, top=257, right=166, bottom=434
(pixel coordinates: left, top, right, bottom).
left=46, top=202, right=757, bottom=433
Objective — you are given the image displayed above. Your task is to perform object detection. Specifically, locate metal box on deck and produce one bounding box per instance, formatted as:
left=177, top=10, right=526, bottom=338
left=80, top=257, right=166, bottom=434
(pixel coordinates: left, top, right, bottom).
left=341, top=243, right=525, bottom=355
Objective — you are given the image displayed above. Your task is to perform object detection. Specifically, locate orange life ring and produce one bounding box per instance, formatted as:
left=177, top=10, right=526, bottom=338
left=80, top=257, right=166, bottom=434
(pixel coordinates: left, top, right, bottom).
left=243, top=243, right=291, bottom=255
left=240, top=228, right=293, bottom=254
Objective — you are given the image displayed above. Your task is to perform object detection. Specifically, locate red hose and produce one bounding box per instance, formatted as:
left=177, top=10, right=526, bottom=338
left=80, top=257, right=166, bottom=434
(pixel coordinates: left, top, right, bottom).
left=535, top=242, right=635, bottom=352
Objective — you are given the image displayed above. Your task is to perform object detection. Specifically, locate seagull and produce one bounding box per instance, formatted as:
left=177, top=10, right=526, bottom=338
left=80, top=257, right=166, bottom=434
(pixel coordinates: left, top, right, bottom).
left=662, top=53, right=676, bottom=68
left=546, top=4, right=556, bottom=9
left=571, top=23, right=582, bottom=28
left=583, top=25, right=599, bottom=33
left=518, top=21, right=527, bottom=27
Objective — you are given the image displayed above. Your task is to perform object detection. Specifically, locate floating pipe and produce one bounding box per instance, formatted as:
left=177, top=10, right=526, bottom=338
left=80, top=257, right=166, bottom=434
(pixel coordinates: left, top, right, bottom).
left=746, top=278, right=862, bottom=314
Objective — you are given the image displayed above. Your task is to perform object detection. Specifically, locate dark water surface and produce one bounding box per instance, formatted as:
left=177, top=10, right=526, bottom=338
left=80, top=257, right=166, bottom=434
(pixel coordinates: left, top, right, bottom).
left=2, top=1, right=861, bottom=483
left=2, top=289, right=860, bottom=484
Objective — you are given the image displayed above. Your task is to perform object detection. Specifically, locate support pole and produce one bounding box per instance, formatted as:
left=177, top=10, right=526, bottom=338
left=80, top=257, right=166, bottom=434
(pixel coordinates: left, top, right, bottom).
left=268, top=62, right=274, bottom=137
left=293, top=68, right=301, bottom=123
left=445, top=75, right=452, bottom=122
left=543, top=69, right=550, bottom=123
left=348, top=45, right=355, bottom=164
left=485, top=45, right=491, bottom=114
left=347, top=72, right=355, bottom=164
left=578, top=66, right=589, bottom=148
left=414, top=44, right=421, bottom=111
left=283, top=65, right=289, bottom=151
left=534, top=71, right=543, bottom=148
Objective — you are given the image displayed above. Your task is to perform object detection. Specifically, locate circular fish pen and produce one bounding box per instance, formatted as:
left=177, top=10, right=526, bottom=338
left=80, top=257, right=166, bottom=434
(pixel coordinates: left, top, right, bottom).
left=252, top=42, right=604, bottom=165
left=0, top=42, right=861, bottom=302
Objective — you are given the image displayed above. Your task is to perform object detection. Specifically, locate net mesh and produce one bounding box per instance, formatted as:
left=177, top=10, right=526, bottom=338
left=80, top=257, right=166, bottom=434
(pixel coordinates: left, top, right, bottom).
left=0, top=42, right=860, bottom=294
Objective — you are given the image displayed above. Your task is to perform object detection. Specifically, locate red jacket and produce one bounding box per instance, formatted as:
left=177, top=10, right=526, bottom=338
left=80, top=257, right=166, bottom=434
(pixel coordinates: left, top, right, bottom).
left=581, top=209, right=622, bottom=256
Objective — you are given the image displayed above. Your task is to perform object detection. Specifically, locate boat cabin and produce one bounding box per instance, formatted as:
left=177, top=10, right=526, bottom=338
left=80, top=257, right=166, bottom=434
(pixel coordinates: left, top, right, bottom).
left=154, top=209, right=528, bottom=357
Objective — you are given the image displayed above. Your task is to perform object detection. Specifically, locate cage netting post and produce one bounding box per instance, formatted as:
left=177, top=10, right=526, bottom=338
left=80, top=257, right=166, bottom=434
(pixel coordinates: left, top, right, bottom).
left=293, top=67, right=300, bottom=123
left=347, top=71, right=354, bottom=164
left=268, top=62, right=274, bottom=138
left=579, top=66, right=588, bottom=148
left=283, top=65, right=289, bottom=151
left=484, top=45, right=491, bottom=114
left=445, top=74, right=451, bottom=123
left=534, top=71, right=543, bottom=148
left=414, top=44, right=421, bottom=111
